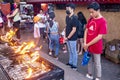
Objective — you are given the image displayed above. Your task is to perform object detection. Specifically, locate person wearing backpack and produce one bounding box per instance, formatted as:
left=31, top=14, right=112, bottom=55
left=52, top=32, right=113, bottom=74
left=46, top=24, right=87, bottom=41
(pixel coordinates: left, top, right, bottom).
left=77, top=11, right=87, bottom=55
left=65, top=3, right=78, bottom=70
left=84, top=2, right=107, bottom=80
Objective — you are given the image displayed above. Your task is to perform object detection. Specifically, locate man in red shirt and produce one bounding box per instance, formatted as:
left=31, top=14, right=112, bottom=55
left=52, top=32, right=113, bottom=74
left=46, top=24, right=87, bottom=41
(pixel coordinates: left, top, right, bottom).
left=84, top=2, right=107, bottom=80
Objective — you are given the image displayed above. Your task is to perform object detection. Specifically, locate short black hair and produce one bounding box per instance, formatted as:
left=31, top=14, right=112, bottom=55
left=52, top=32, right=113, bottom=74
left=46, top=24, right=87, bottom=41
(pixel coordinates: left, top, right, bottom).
left=68, top=3, right=76, bottom=10
left=49, top=12, right=55, bottom=20
left=66, top=3, right=70, bottom=7
left=87, top=2, right=100, bottom=11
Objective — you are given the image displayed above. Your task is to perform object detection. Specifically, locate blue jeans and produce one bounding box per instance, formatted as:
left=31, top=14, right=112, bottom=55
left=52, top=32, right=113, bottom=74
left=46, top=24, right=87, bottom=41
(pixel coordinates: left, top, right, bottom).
left=67, top=40, right=78, bottom=67
left=49, top=34, right=59, bottom=56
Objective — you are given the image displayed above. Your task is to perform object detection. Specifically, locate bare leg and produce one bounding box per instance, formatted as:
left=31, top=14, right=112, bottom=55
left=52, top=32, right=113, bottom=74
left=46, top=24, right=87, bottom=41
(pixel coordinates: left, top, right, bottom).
left=78, top=38, right=83, bottom=55
left=0, top=28, right=2, bottom=36
left=34, top=37, right=40, bottom=50
left=35, top=37, right=40, bottom=47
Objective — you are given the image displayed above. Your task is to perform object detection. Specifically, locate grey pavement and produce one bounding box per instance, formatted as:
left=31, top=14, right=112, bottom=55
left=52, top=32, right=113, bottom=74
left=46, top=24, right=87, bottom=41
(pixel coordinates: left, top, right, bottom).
left=39, top=50, right=89, bottom=80
left=0, top=27, right=120, bottom=80
left=41, top=41, right=120, bottom=80
left=20, top=29, right=90, bottom=80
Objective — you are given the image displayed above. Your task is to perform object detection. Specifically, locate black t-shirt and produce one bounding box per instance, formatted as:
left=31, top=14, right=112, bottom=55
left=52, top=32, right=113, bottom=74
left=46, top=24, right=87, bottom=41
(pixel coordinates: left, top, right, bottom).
left=66, top=15, right=78, bottom=41
left=77, top=19, right=87, bottom=38
left=65, top=15, right=69, bottom=25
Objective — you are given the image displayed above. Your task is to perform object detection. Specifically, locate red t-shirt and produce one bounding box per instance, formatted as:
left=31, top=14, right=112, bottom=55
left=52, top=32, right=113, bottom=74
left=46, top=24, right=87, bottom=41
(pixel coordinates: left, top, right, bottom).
left=86, top=17, right=107, bottom=54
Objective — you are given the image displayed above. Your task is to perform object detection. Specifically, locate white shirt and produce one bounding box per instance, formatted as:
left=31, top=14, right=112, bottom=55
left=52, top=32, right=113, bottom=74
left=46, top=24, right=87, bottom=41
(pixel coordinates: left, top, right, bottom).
left=37, top=14, right=46, bottom=28
left=0, top=17, right=3, bottom=23
left=33, top=22, right=40, bottom=38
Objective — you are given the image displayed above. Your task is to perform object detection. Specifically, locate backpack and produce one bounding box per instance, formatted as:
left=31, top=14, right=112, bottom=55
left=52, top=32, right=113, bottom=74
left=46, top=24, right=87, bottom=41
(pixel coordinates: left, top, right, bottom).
left=71, top=15, right=82, bottom=37
left=77, top=20, right=82, bottom=37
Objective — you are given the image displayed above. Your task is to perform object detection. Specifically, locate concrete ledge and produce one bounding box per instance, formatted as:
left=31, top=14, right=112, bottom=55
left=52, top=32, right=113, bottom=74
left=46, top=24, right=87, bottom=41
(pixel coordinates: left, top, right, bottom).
left=39, top=51, right=89, bottom=80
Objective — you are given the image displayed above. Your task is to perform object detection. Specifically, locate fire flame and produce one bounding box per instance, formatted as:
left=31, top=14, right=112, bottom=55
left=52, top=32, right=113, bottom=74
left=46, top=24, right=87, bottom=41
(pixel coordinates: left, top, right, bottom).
left=31, top=51, right=40, bottom=63
left=0, top=29, right=50, bottom=79
left=0, top=29, right=18, bottom=46
left=26, top=68, right=33, bottom=79
left=0, top=29, right=17, bottom=42
left=14, top=41, right=35, bottom=54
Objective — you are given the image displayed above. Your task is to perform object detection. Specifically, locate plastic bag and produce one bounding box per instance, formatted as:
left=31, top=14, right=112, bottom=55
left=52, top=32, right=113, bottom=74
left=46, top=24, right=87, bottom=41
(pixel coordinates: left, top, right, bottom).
left=81, top=51, right=91, bottom=66
left=59, top=36, right=64, bottom=45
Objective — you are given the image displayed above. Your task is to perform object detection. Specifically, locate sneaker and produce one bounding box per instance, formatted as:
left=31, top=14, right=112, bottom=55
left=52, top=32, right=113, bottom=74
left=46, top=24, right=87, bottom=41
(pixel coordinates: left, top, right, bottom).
left=66, top=63, right=72, bottom=67
left=49, top=52, right=52, bottom=55
left=63, top=50, right=67, bottom=53
left=86, top=73, right=93, bottom=79
left=95, top=77, right=101, bottom=80
left=71, top=66, right=77, bottom=71
left=54, top=57, right=58, bottom=60
left=53, top=55, right=58, bottom=60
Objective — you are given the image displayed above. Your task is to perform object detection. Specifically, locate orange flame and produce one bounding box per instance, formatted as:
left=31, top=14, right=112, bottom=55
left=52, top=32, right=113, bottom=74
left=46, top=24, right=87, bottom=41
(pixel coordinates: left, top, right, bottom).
left=26, top=68, right=32, bottom=79
left=31, top=51, right=40, bottom=62
left=15, top=41, right=35, bottom=54
left=41, top=61, right=46, bottom=71
left=40, top=45, right=42, bottom=50
left=0, top=29, right=50, bottom=79
left=0, top=29, right=17, bottom=42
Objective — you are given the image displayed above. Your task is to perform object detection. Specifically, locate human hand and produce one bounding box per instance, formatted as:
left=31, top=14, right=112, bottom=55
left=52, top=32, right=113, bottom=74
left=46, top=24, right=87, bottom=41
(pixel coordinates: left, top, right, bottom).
left=83, top=44, right=88, bottom=52
left=7, top=15, right=10, bottom=18
left=64, top=37, right=68, bottom=41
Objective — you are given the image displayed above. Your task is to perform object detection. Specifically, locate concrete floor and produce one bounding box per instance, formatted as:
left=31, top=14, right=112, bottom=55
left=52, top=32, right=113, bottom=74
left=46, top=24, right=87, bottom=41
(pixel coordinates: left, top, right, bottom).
left=21, top=28, right=120, bottom=80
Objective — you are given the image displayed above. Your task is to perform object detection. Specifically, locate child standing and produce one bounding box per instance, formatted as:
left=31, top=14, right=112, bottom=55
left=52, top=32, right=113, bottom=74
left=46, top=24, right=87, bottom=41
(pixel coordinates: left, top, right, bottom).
left=61, top=28, right=67, bottom=53
left=33, top=16, right=41, bottom=50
